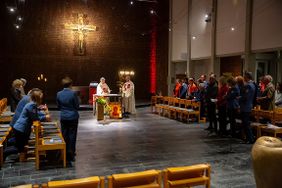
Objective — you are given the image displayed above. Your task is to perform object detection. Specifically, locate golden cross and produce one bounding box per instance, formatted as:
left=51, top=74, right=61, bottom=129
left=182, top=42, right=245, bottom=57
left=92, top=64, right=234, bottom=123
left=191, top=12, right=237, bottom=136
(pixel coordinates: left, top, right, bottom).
left=65, top=13, right=97, bottom=55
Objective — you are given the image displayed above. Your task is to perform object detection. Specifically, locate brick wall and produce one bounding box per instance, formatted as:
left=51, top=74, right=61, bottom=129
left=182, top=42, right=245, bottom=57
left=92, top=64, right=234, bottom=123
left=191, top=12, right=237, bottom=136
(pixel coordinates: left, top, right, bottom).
left=0, top=0, right=168, bottom=103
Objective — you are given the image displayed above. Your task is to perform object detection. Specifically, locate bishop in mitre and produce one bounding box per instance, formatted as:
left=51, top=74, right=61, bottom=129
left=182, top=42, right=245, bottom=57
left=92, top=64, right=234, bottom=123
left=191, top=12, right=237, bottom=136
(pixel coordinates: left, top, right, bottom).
left=122, top=75, right=136, bottom=115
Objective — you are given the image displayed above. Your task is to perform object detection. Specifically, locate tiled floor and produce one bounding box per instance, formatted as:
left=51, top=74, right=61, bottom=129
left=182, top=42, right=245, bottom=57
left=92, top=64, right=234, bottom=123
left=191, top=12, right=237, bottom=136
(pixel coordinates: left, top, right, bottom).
left=0, top=107, right=255, bottom=188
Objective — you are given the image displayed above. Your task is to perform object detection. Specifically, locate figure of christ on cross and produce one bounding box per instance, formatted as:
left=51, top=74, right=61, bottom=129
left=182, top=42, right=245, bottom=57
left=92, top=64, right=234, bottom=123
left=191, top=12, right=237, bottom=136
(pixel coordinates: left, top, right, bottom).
left=64, top=13, right=97, bottom=55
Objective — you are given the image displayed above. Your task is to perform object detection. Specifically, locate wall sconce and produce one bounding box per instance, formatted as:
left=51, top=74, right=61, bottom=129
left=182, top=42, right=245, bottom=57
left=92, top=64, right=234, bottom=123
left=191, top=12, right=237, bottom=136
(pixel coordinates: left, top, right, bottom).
left=205, top=13, right=211, bottom=22
left=37, top=74, right=47, bottom=82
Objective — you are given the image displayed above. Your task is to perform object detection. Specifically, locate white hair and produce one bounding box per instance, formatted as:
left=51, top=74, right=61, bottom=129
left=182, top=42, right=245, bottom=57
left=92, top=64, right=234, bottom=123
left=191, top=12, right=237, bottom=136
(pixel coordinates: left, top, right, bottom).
left=265, top=75, right=273, bottom=82
left=100, top=77, right=105, bottom=81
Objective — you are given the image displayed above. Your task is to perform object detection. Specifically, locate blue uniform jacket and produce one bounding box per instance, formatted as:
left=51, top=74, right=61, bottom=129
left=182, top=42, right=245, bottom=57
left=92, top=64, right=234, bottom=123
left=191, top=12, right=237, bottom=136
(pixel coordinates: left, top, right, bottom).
left=10, top=95, right=30, bottom=127
left=239, top=82, right=255, bottom=112
left=179, top=83, right=188, bottom=99
left=226, top=85, right=240, bottom=109
left=10, top=95, right=46, bottom=127
left=56, top=88, right=79, bottom=121
left=13, top=102, right=46, bottom=135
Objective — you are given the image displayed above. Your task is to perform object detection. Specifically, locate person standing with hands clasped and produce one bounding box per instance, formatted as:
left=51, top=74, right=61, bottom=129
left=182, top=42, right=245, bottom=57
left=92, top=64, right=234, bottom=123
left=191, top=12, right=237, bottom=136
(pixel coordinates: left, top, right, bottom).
left=57, top=77, right=79, bottom=166
left=122, top=75, right=136, bottom=117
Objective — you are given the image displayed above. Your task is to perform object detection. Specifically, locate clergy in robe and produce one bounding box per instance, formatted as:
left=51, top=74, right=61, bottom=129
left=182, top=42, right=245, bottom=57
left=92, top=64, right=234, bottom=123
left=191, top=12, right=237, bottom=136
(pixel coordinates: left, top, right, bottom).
left=96, top=77, right=111, bottom=95
left=122, top=75, right=136, bottom=115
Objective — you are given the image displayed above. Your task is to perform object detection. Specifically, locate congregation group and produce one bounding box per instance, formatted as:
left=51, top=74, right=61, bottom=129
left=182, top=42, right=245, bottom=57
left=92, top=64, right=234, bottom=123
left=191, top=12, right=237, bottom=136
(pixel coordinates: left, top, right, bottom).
left=5, top=75, right=136, bottom=167
left=173, top=72, right=282, bottom=144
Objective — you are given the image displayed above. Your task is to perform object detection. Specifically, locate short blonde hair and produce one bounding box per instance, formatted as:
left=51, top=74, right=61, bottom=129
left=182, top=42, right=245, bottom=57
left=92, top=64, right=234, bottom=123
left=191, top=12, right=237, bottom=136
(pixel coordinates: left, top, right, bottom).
left=12, top=79, right=23, bottom=88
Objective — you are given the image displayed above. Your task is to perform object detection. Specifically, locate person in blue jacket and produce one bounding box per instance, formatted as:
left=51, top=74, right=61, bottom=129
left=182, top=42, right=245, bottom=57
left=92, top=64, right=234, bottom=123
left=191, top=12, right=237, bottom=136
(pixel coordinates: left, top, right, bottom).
left=226, top=77, right=240, bottom=137
left=57, top=77, right=79, bottom=163
left=4, top=89, right=49, bottom=159
left=239, top=72, right=256, bottom=144
left=10, top=88, right=47, bottom=127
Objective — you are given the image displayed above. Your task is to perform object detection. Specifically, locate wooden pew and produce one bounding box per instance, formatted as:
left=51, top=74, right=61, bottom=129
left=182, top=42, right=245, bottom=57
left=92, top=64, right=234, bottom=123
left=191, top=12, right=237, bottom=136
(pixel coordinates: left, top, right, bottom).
left=0, top=124, right=13, bottom=168
left=42, top=176, right=104, bottom=188
left=250, top=107, right=282, bottom=138
left=153, top=96, right=201, bottom=123
left=163, top=164, right=211, bottom=188
left=0, top=98, right=13, bottom=123
left=151, top=96, right=163, bottom=113
left=108, top=170, right=161, bottom=188
left=12, top=184, right=37, bottom=188
left=33, top=121, right=66, bottom=170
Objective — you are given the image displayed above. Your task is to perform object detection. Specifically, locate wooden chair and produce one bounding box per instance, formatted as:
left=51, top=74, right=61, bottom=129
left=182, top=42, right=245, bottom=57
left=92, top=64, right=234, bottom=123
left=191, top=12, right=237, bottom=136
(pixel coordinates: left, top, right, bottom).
left=151, top=96, right=157, bottom=113
left=188, top=101, right=200, bottom=123
left=12, top=184, right=35, bottom=188
left=272, top=108, right=282, bottom=125
left=155, top=96, right=167, bottom=115
left=176, top=99, right=186, bottom=121
left=0, top=98, right=13, bottom=123
left=43, top=176, right=104, bottom=188
left=34, top=121, right=66, bottom=170
left=0, top=125, right=13, bottom=167
left=169, top=98, right=181, bottom=119
left=158, top=97, right=170, bottom=116
left=260, top=126, right=282, bottom=138
left=181, top=100, right=200, bottom=123
left=108, top=170, right=161, bottom=188
left=163, top=164, right=211, bottom=188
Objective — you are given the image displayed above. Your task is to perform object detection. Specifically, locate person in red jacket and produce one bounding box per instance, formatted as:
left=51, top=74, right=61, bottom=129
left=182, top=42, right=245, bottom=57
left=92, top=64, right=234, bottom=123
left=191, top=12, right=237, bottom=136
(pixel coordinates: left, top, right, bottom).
left=188, top=78, right=198, bottom=99
left=173, top=79, right=182, bottom=98
left=217, top=76, right=229, bottom=136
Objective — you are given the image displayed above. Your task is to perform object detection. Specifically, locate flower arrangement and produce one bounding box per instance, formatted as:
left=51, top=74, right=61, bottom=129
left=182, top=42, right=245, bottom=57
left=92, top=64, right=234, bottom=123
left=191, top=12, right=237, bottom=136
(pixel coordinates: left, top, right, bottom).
left=96, top=97, right=107, bottom=105
left=96, top=97, right=112, bottom=116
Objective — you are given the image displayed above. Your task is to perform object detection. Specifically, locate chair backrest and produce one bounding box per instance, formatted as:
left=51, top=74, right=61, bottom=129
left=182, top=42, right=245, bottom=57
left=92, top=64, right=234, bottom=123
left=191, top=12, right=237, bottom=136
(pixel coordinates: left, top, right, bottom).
left=151, top=96, right=157, bottom=105
left=184, top=100, right=192, bottom=109
left=163, top=97, right=170, bottom=105
left=108, top=170, right=161, bottom=188
left=172, top=98, right=180, bottom=107
left=272, top=108, right=282, bottom=124
left=0, top=98, right=7, bottom=115
left=164, top=164, right=211, bottom=188
left=178, top=99, right=186, bottom=108
left=46, top=176, right=104, bottom=188
left=191, top=101, right=200, bottom=110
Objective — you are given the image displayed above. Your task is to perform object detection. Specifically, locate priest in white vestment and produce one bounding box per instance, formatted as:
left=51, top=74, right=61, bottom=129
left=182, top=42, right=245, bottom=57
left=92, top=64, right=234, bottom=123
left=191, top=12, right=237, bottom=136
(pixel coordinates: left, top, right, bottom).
left=122, top=76, right=136, bottom=115
left=96, top=77, right=111, bottom=95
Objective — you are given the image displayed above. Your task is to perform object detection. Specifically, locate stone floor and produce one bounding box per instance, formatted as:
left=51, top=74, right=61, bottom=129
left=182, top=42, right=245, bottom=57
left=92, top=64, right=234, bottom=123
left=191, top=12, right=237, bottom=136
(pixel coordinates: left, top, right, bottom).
left=0, top=107, right=256, bottom=188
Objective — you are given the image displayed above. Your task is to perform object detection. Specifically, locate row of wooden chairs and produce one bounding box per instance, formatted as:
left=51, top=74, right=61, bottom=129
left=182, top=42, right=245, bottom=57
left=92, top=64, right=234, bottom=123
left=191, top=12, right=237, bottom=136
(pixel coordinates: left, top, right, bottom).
left=151, top=96, right=201, bottom=123
left=14, top=163, right=211, bottom=188
left=251, top=107, right=282, bottom=138
left=0, top=98, right=13, bottom=168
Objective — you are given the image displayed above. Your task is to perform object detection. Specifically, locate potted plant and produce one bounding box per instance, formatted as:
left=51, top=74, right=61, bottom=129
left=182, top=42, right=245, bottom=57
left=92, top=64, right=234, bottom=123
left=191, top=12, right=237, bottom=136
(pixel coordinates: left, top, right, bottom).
left=96, top=97, right=107, bottom=121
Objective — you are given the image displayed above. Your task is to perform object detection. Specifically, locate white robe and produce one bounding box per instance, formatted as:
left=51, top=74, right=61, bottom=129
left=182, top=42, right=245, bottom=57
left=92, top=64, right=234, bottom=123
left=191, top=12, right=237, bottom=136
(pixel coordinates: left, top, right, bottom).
left=96, top=83, right=110, bottom=95
left=122, top=80, right=136, bottom=114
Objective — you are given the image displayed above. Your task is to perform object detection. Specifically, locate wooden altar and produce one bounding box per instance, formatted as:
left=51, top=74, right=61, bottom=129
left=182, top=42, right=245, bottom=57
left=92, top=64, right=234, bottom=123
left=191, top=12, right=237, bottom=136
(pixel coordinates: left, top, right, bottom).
left=93, top=94, right=123, bottom=120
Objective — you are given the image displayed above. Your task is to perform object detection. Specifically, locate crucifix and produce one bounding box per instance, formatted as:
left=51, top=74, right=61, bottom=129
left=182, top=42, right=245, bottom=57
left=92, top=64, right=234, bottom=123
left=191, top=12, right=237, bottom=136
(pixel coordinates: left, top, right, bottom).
left=65, top=13, right=97, bottom=55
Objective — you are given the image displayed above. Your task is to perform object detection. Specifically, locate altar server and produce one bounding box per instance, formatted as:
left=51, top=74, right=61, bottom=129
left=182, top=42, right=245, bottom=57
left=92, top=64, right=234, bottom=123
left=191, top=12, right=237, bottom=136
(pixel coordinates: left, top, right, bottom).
left=122, top=75, right=136, bottom=115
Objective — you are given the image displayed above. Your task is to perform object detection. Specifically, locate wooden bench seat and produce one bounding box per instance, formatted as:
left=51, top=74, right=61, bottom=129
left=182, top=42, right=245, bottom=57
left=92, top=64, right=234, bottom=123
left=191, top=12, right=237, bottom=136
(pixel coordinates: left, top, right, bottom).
left=45, top=176, right=104, bottom=188
left=108, top=170, right=161, bottom=188
left=164, top=164, right=211, bottom=188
